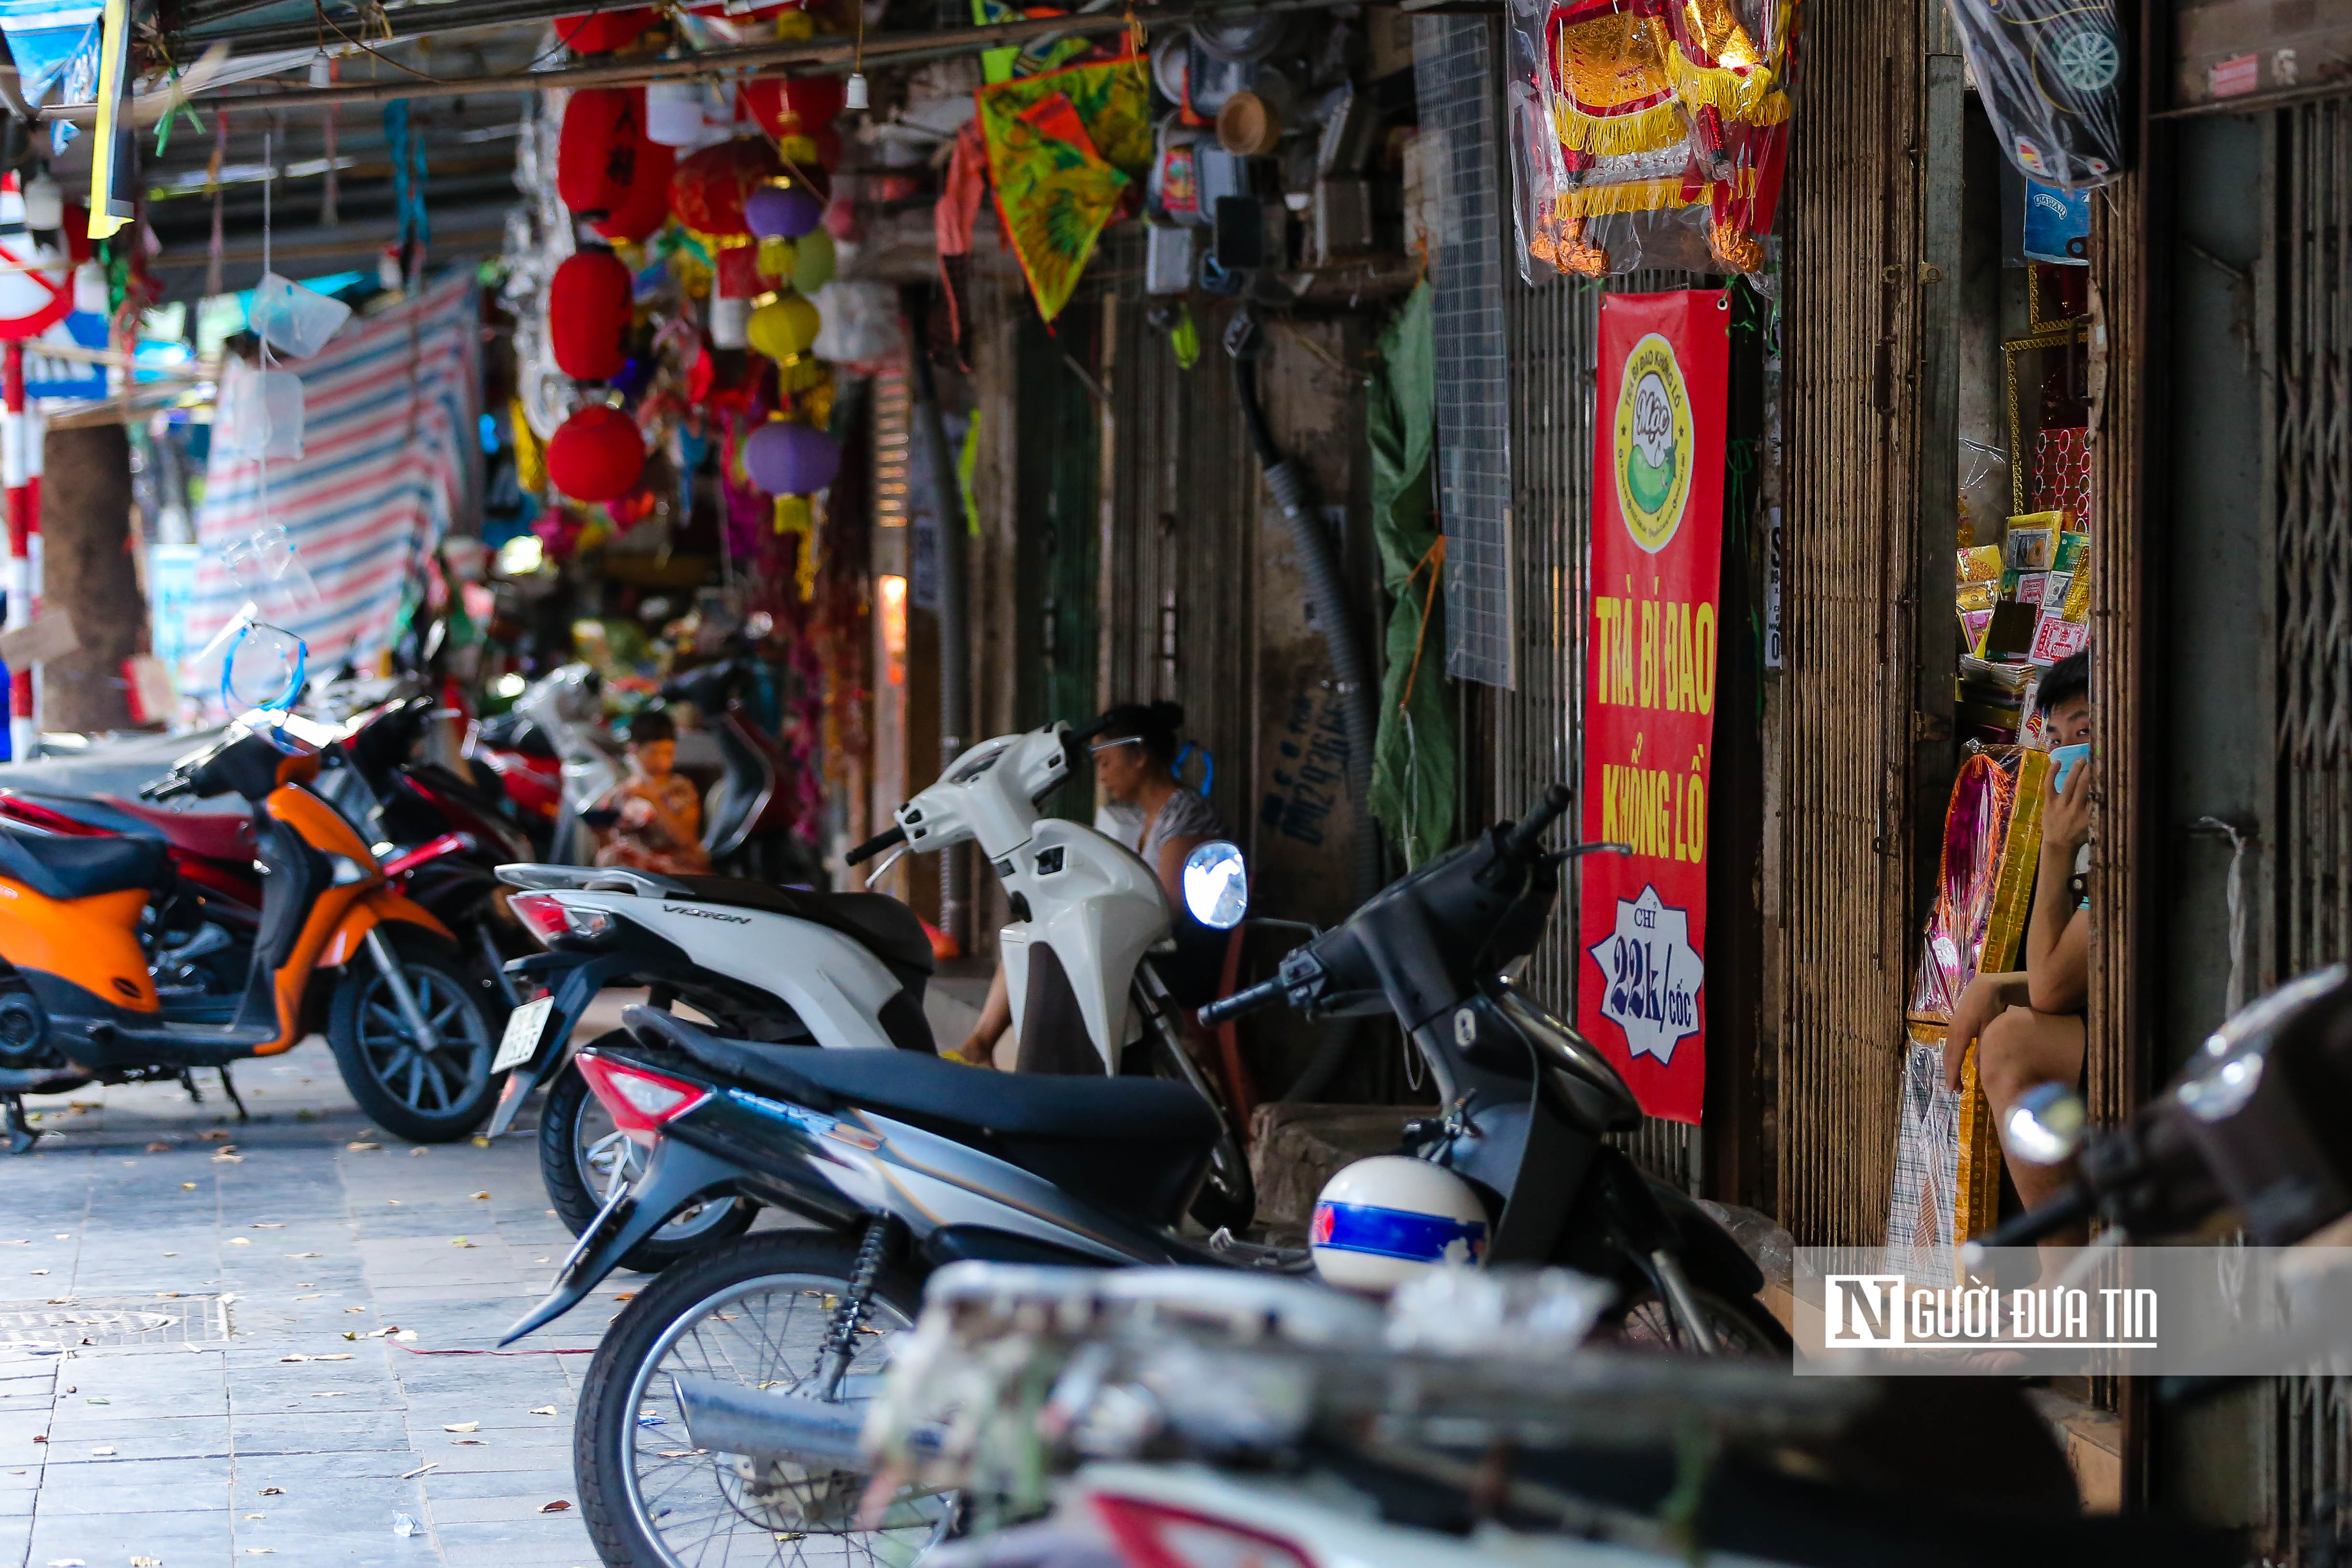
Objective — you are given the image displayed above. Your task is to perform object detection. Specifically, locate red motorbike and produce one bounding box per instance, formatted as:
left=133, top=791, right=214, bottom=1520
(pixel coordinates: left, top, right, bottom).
left=0, top=697, right=536, bottom=1017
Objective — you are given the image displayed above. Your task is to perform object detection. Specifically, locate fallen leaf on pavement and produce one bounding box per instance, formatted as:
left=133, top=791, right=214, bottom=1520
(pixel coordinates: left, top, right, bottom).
left=250, top=1223, right=283, bottom=1228
left=292, top=1295, right=322, bottom=1302
left=28, top=1269, right=46, bottom=1276
left=450, top=1237, right=476, bottom=1248
left=384, top=1200, right=401, bottom=1207
left=29, top=1435, right=44, bottom=1444
left=228, top=1238, right=250, bottom=1246
left=540, top=1500, right=572, bottom=1513
left=243, top=1547, right=275, bottom=1554
left=442, top=1422, right=479, bottom=1433
left=277, top=1354, right=354, bottom=1363
left=259, top=1487, right=284, bottom=1496
left=211, top=1151, right=244, bottom=1164
left=200, top=1131, right=232, bottom=1142
left=469, top=1192, right=489, bottom=1201
left=409, top=1146, right=428, bottom=1156
left=307, top=1392, right=355, bottom=1398
left=244, top=1513, right=264, bottom=1519
left=530, top=1406, right=558, bottom=1416
left=180, top=1183, right=196, bottom=1191
left=344, top=1308, right=364, bottom=1314
left=451, top=1439, right=484, bottom=1446
left=346, top=1143, right=379, bottom=1152
left=399, top=1462, right=438, bottom=1479
left=132, top=1557, right=162, bottom=1566
left=287, top=1252, right=320, bottom=1258
left=85, top=1397, right=107, bottom=1405
left=145, top=1142, right=169, bottom=1153
left=45, top=1558, right=84, bottom=1566
left=613, top=1292, right=635, bottom=1301
left=91, top=1447, right=115, bottom=1456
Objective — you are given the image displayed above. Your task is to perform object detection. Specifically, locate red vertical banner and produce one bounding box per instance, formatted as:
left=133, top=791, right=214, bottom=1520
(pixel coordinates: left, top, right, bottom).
left=1579, top=290, right=1729, bottom=1126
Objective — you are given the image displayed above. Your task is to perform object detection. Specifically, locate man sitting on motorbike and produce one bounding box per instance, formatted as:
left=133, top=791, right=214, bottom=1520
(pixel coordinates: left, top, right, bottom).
left=1942, top=648, right=2095, bottom=1243
left=949, top=701, right=1233, bottom=1067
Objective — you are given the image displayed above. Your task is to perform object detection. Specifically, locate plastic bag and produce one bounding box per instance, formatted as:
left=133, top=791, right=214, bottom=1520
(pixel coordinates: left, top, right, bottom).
left=248, top=272, right=353, bottom=358
left=1504, top=0, right=1793, bottom=280
left=1887, top=1030, right=1963, bottom=1269
left=1947, top=0, right=2124, bottom=188
left=215, top=362, right=306, bottom=461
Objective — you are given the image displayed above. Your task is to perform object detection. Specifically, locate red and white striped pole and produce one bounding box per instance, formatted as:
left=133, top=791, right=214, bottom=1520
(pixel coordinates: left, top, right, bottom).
left=4, top=338, right=31, bottom=763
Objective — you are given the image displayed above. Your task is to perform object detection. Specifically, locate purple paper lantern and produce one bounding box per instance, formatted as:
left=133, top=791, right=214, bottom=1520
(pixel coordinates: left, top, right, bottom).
left=743, top=420, right=842, bottom=495
left=745, top=182, right=824, bottom=240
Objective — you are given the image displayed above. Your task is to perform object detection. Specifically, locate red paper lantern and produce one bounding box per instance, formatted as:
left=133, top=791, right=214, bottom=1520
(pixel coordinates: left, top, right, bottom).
left=553, top=7, right=658, bottom=54
left=558, top=89, right=671, bottom=224
left=593, top=143, right=674, bottom=242
left=548, top=249, right=633, bottom=382
left=546, top=406, right=646, bottom=501
left=671, top=139, right=783, bottom=237
left=740, top=76, right=846, bottom=140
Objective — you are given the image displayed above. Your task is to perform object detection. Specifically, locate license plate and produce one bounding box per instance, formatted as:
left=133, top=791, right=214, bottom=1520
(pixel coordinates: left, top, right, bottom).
left=494, top=995, right=556, bottom=1074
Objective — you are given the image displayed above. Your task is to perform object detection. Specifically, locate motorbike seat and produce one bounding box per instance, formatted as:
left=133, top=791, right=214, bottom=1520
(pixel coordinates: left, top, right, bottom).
left=623, top=1007, right=1216, bottom=1227
left=99, top=797, right=258, bottom=862
left=0, top=826, right=170, bottom=901
left=659, top=876, right=935, bottom=988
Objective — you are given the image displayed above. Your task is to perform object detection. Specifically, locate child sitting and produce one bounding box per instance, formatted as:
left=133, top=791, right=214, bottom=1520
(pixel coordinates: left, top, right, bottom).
left=592, top=708, right=711, bottom=875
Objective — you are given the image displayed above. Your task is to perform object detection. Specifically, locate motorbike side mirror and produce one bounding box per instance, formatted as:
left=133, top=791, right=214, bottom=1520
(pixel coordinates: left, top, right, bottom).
left=1181, top=841, right=1249, bottom=930
left=2005, top=1082, right=2088, bottom=1165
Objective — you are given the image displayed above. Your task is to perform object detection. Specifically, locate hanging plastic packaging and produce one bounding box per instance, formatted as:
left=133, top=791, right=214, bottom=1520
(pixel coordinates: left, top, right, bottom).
left=1947, top=0, right=2123, bottom=188
left=248, top=272, right=354, bottom=359
left=1504, top=0, right=1794, bottom=281
left=216, top=361, right=307, bottom=461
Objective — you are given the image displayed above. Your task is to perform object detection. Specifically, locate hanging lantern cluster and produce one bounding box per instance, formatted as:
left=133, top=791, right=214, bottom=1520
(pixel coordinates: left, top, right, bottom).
left=525, top=60, right=854, bottom=538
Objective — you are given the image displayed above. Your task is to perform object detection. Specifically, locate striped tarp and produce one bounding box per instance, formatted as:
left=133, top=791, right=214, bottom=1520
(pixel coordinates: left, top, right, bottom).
left=187, top=274, right=482, bottom=700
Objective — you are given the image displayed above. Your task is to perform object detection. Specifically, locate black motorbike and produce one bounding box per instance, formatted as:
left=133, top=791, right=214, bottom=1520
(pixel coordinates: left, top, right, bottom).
left=494, top=786, right=1782, bottom=1567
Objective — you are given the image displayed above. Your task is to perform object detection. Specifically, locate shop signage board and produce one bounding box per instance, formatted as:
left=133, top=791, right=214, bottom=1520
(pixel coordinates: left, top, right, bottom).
left=1579, top=290, right=1729, bottom=1126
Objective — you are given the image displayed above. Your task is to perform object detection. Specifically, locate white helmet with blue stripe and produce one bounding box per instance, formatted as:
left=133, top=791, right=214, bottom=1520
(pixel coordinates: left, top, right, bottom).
left=1309, top=1155, right=1490, bottom=1293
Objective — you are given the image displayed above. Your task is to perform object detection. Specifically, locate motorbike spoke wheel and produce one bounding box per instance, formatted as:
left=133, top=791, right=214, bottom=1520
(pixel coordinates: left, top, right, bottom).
left=1610, top=1284, right=1790, bottom=1359
left=327, top=945, right=497, bottom=1143
left=579, top=1233, right=950, bottom=1568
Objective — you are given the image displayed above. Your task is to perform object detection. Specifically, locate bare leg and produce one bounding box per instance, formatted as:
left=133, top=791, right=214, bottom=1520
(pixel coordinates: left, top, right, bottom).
left=1978, top=1006, right=2090, bottom=1246
left=950, top=961, right=1011, bottom=1067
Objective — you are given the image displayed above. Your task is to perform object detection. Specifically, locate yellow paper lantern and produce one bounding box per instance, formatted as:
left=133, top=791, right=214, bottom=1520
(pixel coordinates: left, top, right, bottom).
left=747, top=292, right=821, bottom=361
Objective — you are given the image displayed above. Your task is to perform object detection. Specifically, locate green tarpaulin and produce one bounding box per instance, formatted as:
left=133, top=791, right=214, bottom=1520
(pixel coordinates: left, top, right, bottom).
left=1367, top=283, right=1453, bottom=867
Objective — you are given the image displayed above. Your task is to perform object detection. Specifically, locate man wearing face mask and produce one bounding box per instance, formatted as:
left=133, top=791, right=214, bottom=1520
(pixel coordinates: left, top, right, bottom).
left=1942, top=648, right=2095, bottom=1240
left=947, top=701, right=1234, bottom=1067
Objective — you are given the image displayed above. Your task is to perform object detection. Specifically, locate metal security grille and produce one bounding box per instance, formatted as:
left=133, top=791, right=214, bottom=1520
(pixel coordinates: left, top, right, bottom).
left=2267, top=94, right=2352, bottom=1568
left=1095, top=242, right=1261, bottom=844
left=1494, top=268, right=1708, bottom=1189
left=1415, top=14, right=1515, bottom=689
left=1771, top=0, right=1930, bottom=1246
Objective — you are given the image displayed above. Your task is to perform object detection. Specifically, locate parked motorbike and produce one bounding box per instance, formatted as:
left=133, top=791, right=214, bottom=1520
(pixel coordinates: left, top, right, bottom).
left=467, top=706, right=562, bottom=854
left=2, top=698, right=534, bottom=1027
left=0, top=723, right=500, bottom=1151
left=491, top=715, right=1256, bottom=1271
left=495, top=787, right=1781, bottom=1567
left=661, top=654, right=819, bottom=886
left=497, top=664, right=618, bottom=866
left=1981, top=961, right=2352, bottom=1252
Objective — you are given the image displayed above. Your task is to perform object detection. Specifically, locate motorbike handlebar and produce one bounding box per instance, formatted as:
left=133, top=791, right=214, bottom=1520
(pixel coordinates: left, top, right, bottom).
left=139, top=775, right=194, bottom=802
left=844, top=825, right=907, bottom=866
left=1503, top=783, right=1573, bottom=861
left=1198, top=974, right=1286, bottom=1028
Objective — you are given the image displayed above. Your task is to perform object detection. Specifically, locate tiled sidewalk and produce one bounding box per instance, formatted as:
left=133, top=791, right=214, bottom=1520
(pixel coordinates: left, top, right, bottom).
left=0, top=1050, right=627, bottom=1568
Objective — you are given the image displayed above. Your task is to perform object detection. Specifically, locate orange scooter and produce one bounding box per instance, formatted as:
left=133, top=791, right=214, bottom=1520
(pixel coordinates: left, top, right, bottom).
left=0, top=724, right=497, bottom=1151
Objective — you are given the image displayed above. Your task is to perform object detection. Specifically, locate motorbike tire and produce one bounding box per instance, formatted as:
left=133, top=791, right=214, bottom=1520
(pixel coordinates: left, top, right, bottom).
left=326, top=941, right=499, bottom=1144
left=1609, top=1282, right=1792, bottom=1358
left=1139, top=1012, right=1257, bottom=1235
left=575, top=1230, right=949, bottom=1568
left=540, top=1048, right=756, bottom=1273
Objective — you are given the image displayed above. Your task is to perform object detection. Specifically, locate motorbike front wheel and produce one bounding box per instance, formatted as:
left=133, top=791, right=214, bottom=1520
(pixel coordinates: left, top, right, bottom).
left=1138, top=1009, right=1256, bottom=1234
left=326, top=942, right=497, bottom=1143
left=574, top=1230, right=955, bottom=1568
left=542, top=1045, right=755, bottom=1272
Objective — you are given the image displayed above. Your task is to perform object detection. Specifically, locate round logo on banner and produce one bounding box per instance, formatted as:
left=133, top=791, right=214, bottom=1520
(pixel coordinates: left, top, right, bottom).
left=1613, top=332, right=1694, bottom=554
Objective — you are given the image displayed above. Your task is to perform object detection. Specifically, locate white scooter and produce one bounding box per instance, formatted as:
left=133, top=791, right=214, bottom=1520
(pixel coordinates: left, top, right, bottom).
left=503, top=663, right=618, bottom=865
left=488, top=717, right=1255, bottom=1270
